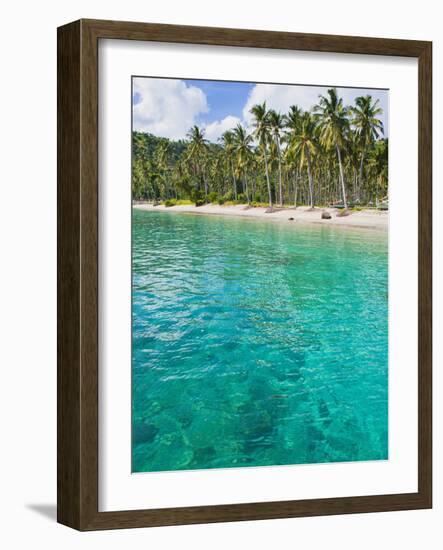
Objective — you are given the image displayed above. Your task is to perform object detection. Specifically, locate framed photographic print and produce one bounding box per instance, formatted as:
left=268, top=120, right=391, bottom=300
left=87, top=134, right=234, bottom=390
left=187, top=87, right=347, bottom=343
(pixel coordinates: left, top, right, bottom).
left=57, top=19, right=432, bottom=530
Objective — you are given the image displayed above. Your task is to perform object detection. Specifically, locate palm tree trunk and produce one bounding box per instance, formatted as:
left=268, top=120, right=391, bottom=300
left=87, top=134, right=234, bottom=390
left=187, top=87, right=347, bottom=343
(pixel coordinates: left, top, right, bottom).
left=241, top=174, right=246, bottom=195
left=352, top=169, right=357, bottom=202
left=358, top=148, right=365, bottom=201
left=230, top=159, right=237, bottom=200
left=202, top=165, right=208, bottom=198
left=277, top=138, right=283, bottom=206
left=263, top=138, right=272, bottom=208
left=306, top=148, right=314, bottom=209
left=293, top=170, right=299, bottom=208
left=244, top=171, right=250, bottom=204
left=336, top=145, right=348, bottom=209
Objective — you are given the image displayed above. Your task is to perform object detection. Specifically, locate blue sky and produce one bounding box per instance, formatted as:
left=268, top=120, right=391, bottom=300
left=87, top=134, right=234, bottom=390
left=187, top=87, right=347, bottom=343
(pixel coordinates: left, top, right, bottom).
left=183, top=80, right=255, bottom=126
left=133, top=76, right=388, bottom=142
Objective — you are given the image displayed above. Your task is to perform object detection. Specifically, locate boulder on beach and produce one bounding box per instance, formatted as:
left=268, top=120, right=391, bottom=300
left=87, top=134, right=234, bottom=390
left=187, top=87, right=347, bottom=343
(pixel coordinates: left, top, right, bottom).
left=288, top=217, right=294, bottom=221
left=321, top=211, right=332, bottom=219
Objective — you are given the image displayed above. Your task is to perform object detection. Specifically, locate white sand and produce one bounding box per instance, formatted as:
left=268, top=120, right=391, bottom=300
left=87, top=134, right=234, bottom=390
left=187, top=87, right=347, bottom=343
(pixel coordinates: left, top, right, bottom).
left=133, top=203, right=388, bottom=231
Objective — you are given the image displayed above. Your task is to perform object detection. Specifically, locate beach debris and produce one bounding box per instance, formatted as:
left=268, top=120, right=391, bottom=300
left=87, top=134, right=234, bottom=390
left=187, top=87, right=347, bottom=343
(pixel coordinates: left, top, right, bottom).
left=336, top=209, right=351, bottom=217
left=321, top=211, right=332, bottom=219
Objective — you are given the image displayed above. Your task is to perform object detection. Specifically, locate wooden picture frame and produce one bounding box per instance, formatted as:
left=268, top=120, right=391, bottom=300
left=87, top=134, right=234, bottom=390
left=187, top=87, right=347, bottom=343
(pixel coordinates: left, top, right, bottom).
left=57, top=18, right=432, bottom=530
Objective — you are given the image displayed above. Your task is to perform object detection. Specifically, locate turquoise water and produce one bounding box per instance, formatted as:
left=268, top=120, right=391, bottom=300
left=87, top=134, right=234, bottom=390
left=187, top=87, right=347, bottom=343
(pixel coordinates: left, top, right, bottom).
left=132, top=209, right=388, bottom=472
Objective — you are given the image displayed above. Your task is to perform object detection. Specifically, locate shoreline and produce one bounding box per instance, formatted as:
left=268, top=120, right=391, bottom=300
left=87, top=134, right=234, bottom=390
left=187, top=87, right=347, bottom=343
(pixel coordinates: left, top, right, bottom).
left=133, top=203, right=388, bottom=231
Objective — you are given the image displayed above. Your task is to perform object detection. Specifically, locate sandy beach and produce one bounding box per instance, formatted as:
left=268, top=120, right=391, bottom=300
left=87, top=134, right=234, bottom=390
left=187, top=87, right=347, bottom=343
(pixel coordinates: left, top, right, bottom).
left=133, top=203, right=388, bottom=231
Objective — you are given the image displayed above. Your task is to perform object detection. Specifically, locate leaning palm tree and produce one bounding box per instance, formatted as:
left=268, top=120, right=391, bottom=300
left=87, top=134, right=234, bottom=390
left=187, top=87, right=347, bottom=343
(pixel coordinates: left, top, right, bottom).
left=268, top=109, right=285, bottom=206
left=186, top=125, right=209, bottom=198
left=314, top=88, right=350, bottom=209
left=250, top=102, right=273, bottom=208
left=351, top=95, right=384, bottom=199
left=220, top=130, right=237, bottom=200
left=289, top=111, right=318, bottom=209
left=233, top=124, right=253, bottom=204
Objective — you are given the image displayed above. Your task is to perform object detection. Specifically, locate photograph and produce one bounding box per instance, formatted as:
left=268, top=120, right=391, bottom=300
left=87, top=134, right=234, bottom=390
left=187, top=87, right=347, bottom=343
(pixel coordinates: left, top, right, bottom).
left=1, top=0, right=435, bottom=539
left=131, top=76, right=389, bottom=473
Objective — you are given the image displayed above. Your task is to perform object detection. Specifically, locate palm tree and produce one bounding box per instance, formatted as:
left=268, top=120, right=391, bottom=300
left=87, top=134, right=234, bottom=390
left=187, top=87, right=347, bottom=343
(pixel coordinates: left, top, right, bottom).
left=132, top=134, right=150, bottom=200
left=268, top=109, right=285, bottom=206
left=284, top=106, right=303, bottom=207
left=186, top=125, right=209, bottom=197
left=314, top=88, right=350, bottom=209
left=345, top=130, right=361, bottom=203
left=233, top=124, right=253, bottom=204
left=289, top=111, right=318, bottom=209
left=368, top=138, right=388, bottom=206
left=283, top=146, right=299, bottom=207
left=250, top=102, right=273, bottom=208
left=351, top=95, right=384, bottom=199
left=285, top=105, right=303, bottom=134
left=155, top=139, right=171, bottom=197
left=220, top=130, right=237, bottom=200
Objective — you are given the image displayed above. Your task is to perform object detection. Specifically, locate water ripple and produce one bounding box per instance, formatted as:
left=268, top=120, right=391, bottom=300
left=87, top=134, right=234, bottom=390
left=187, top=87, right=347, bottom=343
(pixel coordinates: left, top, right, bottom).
left=132, top=210, right=388, bottom=472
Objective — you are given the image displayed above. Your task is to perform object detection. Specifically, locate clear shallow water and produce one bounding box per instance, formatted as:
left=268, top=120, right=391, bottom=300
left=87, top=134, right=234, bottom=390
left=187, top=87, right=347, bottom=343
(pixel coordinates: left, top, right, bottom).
left=132, top=209, right=388, bottom=472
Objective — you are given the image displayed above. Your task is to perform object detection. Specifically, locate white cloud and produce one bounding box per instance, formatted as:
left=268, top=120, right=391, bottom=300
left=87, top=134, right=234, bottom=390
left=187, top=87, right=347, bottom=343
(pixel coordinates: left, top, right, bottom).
left=243, top=84, right=321, bottom=125
left=203, top=115, right=241, bottom=143
left=133, top=78, right=208, bottom=140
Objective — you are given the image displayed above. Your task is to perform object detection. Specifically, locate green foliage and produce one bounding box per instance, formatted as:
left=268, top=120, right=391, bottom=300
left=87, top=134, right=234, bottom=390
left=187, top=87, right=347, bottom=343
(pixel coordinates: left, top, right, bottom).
left=164, top=198, right=177, bottom=207
left=190, top=189, right=206, bottom=207
left=175, top=199, right=193, bottom=206
left=207, top=191, right=219, bottom=203
left=222, top=190, right=235, bottom=202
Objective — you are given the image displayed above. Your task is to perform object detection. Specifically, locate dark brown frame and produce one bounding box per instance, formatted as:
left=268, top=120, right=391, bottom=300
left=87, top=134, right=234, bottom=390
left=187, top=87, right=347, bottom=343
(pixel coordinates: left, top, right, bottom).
left=57, top=18, right=432, bottom=530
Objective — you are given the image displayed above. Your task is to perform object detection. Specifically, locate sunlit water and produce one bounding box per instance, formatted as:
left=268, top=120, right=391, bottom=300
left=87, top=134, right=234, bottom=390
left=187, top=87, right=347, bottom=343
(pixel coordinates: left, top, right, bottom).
left=132, top=209, right=388, bottom=472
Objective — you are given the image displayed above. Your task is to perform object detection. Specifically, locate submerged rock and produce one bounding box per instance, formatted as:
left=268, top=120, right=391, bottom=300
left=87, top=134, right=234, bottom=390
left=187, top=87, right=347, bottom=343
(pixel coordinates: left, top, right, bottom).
left=192, top=446, right=216, bottom=464
left=133, top=422, right=159, bottom=445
